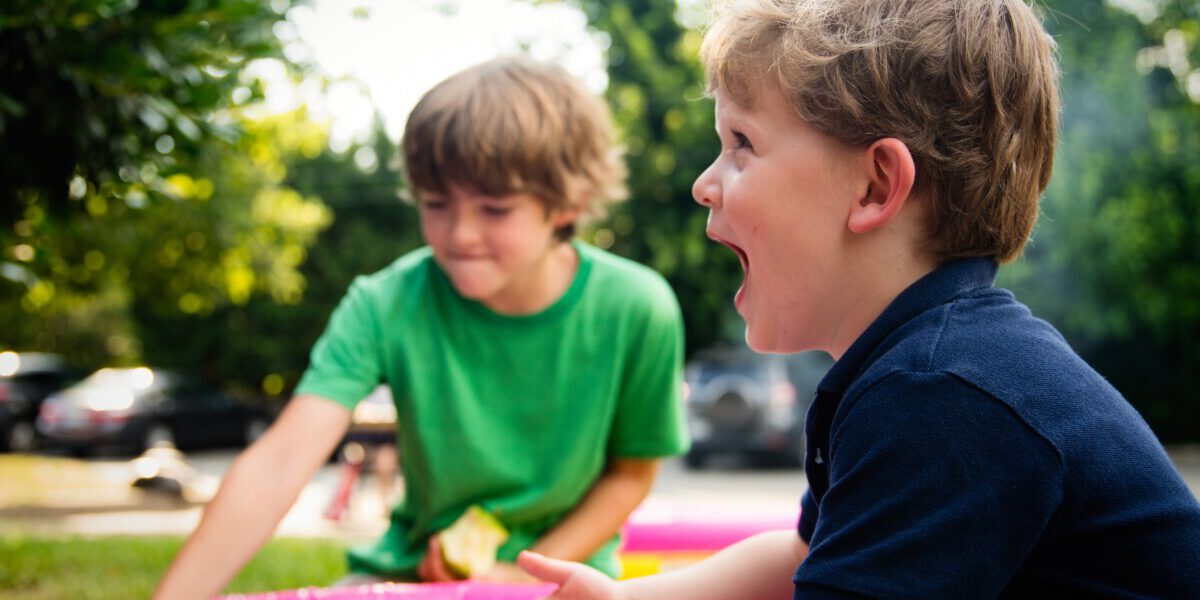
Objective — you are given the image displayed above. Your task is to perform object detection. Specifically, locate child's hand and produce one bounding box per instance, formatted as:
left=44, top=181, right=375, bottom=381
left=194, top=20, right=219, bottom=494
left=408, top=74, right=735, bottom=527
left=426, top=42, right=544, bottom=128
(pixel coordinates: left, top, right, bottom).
left=417, top=534, right=458, bottom=582
left=517, top=551, right=621, bottom=600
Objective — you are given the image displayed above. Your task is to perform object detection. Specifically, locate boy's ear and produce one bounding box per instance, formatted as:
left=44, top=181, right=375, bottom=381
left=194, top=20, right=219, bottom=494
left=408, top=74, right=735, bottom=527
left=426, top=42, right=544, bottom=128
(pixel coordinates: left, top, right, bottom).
left=847, top=138, right=916, bottom=234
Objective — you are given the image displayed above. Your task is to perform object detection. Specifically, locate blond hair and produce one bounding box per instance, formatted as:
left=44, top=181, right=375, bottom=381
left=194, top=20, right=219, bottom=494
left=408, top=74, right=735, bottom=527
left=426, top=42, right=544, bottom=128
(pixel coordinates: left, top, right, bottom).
left=402, top=56, right=627, bottom=238
left=701, top=0, right=1060, bottom=262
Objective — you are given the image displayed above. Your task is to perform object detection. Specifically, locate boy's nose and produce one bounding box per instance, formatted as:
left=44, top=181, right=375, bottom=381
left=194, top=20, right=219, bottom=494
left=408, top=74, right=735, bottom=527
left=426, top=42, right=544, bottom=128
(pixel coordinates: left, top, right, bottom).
left=448, top=211, right=482, bottom=247
left=692, top=164, right=721, bottom=208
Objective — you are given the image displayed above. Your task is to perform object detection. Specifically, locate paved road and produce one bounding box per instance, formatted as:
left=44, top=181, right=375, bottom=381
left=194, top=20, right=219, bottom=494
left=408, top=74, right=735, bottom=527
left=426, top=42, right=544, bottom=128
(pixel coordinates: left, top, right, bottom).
left=3, top=446, right=1198, bottom=540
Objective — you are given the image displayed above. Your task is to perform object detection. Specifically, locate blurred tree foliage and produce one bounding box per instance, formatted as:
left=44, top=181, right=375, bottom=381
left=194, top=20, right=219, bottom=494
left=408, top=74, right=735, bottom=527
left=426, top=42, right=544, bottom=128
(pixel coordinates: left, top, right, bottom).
left=0, top=0, right=331, bottom=394
left=1, top=0, right=293, bottom=223
left=125, top=109, right=332, bottom=391
left=128, top=122, right=418, bottom=399
left=999, top=0, right=1200, bottom=441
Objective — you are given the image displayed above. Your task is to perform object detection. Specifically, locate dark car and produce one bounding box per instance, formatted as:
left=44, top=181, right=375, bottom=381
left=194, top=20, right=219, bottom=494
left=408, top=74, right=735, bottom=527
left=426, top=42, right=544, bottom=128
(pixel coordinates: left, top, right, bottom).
left=0, top=352, right=81, bottom=453
left=36, top=367, right=273, bottom=455
left=683, top=347, right=833, bottom=469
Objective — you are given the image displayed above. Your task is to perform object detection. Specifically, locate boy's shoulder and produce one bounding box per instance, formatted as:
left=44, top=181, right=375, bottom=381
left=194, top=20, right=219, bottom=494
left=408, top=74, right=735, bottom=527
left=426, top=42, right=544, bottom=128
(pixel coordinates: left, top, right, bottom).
left=579, top=242, right=679, bottom=310
left=826, top=258, right=1118, bottom=432
left=343, top=246, right=438, bottom=307
left=848, top=278, right=1135, bottom=449
left=582, top=242, right=667, bottom=282
left=362, top=246, right=436, bottom=283
left=863, top=285, right=1104, bottom=402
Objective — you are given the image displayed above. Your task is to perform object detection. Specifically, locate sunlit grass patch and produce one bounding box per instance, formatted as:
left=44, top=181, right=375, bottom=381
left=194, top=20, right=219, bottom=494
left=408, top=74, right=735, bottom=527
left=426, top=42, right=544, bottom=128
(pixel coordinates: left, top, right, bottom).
left=0, top=533, right=349, bottom=599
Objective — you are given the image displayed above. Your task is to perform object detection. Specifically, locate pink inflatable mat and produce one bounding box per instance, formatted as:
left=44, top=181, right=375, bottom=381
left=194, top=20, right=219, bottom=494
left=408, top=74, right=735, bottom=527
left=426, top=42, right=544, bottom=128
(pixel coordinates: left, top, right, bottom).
left=620, top=505, right=798, bottom=552
left=219, top=582, right=558, bottom=600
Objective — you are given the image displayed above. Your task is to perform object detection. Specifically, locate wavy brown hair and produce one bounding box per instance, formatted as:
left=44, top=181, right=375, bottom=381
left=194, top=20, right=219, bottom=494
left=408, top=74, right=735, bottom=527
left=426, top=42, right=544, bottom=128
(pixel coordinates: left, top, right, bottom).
left=701, top=0, right=1060, bottom=262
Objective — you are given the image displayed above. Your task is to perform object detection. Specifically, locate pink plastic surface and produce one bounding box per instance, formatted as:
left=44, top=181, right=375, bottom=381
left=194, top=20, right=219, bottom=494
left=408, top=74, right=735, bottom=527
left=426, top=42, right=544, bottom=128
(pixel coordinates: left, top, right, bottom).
left=620, top=506, right=798, bottom=552
left=219, top=582, right=558, bottom=600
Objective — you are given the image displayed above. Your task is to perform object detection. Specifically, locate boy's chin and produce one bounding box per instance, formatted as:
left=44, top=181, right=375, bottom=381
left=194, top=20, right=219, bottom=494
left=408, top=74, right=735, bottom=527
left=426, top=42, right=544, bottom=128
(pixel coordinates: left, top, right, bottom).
left=744, top=327, right=782, bottom=354
left=744, top=325, right=807, bottom=355
left=446, top=278, right=500, bottom=302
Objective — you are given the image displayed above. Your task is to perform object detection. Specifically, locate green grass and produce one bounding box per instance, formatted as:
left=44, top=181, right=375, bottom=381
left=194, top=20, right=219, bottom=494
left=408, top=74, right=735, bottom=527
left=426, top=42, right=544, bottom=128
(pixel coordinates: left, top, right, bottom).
left=0, top=533, right=352, bottom=599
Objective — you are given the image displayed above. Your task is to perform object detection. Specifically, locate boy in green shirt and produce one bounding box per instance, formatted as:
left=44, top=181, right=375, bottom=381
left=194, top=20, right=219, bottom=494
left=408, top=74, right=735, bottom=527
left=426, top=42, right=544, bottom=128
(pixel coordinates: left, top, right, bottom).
left=155, top=56, right=689, bottom=598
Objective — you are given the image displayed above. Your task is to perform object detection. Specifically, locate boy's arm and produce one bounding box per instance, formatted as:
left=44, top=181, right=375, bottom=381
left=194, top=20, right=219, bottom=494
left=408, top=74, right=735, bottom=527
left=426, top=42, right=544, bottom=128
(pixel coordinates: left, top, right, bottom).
left=153, top=395, right=352, bottom=600
left=520, top=529, right=807, bottom=600
left=531, top=457, right=660, bottom=559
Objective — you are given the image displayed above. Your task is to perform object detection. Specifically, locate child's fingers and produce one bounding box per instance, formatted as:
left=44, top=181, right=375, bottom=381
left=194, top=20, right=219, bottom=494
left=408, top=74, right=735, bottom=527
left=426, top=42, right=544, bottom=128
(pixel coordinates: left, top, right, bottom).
left=417, top=550, right=437, bottom=582
left=420, top=535, right=457, bottom=582
left=517, top=550, right=576, bottom=584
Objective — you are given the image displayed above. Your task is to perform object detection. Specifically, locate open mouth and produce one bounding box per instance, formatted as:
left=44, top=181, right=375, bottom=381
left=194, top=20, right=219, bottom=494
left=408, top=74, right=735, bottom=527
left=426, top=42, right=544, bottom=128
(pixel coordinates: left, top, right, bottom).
left=726, top=242, right=749, bottom=273
left=708, top=232, right=749, bottom=273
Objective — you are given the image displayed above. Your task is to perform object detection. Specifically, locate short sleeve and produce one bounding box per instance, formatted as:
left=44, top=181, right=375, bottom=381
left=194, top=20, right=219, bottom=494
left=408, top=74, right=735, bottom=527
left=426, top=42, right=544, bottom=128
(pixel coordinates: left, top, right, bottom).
left=607, top=279, right=690, bottom=458
left=794, top=372, right=1064, bottom=598
left=294, top=276, right=384, bottom=409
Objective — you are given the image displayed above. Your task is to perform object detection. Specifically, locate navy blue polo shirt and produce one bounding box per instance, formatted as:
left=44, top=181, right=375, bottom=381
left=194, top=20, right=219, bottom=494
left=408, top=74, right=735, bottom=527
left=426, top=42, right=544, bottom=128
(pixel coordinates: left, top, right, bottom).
left=795, top=258, right=1200, bottom=598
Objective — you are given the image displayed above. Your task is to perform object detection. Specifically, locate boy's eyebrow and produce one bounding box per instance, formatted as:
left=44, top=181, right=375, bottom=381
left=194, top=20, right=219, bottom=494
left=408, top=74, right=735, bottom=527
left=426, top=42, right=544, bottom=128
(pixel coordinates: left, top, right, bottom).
left=719, top=109, right=761, bottom=139
left=713, top=109, right=737, bottom=134
left=716, top=99, right=755, bottom=127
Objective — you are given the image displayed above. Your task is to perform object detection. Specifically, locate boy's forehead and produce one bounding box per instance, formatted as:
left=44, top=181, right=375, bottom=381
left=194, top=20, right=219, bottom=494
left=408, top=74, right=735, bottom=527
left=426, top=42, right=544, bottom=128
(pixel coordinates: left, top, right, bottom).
left=714, top=84, right=790, bottom=126
left=713, top=88, right=752, bottom=121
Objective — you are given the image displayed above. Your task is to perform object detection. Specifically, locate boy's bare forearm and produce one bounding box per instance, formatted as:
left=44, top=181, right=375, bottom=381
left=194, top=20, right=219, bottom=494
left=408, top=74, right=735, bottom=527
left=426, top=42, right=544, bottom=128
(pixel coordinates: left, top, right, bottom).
left=154, top=396, right=351, bottom=599
left=621, top=530, right=806, bottom=600
left=530, top=458, right=660, bottom=562
left=153, top=447, right=303, bottom=598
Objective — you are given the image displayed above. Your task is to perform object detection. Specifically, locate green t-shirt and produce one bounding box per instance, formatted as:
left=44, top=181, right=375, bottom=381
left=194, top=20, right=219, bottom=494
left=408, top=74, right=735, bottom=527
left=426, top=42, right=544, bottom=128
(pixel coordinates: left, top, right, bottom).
left=295, top=240, right=689, bottom=579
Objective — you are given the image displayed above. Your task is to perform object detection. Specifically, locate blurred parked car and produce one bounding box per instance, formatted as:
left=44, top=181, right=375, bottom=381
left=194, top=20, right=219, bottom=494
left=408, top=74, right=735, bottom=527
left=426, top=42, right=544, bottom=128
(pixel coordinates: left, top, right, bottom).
left=683, top=347, right=832, bottom=469
left=0, top=351, right=81, bottom=453
left=36, top=367, right=273, bottom=455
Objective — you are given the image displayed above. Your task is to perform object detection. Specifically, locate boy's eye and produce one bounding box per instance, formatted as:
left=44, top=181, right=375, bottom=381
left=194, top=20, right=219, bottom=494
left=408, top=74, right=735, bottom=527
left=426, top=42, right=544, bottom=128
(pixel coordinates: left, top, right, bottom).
left=420, top=199, right=447, bottom=210
left=483, top=205, right=513, bottom=217
left=733, top=131, right=753, bottom=151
